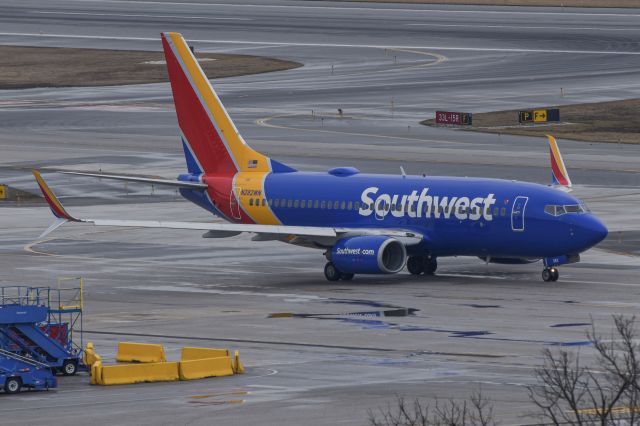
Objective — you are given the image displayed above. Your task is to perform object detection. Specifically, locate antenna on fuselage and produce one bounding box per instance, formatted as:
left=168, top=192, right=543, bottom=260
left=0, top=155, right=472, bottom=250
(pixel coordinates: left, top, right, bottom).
left=400, top=166, right=407, bottom=178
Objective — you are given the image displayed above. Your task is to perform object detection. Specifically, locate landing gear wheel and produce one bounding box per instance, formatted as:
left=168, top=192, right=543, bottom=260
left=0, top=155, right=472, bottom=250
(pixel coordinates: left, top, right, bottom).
left=542, top=268, right=559, bottom=282
left=4, top=377, right=21, bottom=394
left=324, top=262, right=341, bottom=281
left=62, top=359, right=77, bottom=376
left=340, top=273, right=354, bottom=281
left=423, top=257, right=438, bottom=275
left=406, top=256, right=424, bottom=275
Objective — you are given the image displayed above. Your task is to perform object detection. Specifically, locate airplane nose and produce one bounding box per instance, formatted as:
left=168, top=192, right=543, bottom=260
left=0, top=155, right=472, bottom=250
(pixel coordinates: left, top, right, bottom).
left=581, top=215, right=608, bottom=248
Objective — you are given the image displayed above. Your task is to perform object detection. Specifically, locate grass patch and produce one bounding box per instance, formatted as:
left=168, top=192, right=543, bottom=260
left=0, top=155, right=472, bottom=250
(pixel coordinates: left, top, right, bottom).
left=0, top=45, right=302, bottom=89
left=421, top=99, right=640, bottom=144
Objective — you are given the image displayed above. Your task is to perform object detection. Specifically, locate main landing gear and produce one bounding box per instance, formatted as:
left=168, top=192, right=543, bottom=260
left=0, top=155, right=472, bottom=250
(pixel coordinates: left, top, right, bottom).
left=324, top=262, right=354, bottom=281
left=406, top=256, right=437, bottom=276
left=542, top=267, right=559, bottom=282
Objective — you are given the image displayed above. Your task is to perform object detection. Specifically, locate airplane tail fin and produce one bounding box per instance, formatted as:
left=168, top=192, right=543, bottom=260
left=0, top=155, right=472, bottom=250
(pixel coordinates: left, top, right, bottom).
left=546, top=135, right=572, bottom=190
left=160, top=32, right=295, bottom=176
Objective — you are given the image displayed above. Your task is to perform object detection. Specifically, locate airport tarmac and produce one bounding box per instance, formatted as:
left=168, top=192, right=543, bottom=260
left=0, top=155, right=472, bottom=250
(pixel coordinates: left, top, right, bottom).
left=0, top=1, right=639, bottom=425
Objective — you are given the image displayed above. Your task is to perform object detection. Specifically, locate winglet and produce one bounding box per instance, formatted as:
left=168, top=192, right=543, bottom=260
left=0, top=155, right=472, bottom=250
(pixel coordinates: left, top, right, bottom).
left=32, top=170, right=78, bottom=221
left=546, top=135, right=572, bottom=189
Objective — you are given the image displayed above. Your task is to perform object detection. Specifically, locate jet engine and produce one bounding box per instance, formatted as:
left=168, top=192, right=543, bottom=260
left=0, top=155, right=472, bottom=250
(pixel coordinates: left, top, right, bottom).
left=331, top=236, right=406, bottom=274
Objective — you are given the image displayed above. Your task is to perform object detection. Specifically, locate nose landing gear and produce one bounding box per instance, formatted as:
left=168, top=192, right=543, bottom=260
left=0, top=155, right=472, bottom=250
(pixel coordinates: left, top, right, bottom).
left=542, top=267, right=559, bottom=282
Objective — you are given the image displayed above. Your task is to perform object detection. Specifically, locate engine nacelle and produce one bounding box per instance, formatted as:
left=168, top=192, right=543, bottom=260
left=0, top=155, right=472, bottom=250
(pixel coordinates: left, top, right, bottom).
left=331, top=236, right=406, bottom=274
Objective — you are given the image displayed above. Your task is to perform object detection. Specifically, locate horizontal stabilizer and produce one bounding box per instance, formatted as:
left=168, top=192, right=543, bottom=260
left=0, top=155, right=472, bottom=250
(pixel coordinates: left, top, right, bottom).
left=60, top=171, right=207, bottom=189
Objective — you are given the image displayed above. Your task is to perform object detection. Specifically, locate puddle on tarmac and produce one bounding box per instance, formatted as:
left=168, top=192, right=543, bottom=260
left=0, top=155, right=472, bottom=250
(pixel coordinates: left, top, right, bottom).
left=548, top=340, right=592, bottom=347
left=461, top=304, right=501, bottom=309
left=325, top=298, right=401, bottom=309
left=268, top=307, right=417, bottom=320
left=269, top=307, right=492, bottom=337
left=550, top=322, right=591, bottom=328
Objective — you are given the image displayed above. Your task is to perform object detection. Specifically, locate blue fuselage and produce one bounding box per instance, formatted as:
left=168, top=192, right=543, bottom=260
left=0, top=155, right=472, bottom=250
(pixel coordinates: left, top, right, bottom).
left=263, top=171, right=606, bottom=259
left=182, top=170, right=608, bottom=260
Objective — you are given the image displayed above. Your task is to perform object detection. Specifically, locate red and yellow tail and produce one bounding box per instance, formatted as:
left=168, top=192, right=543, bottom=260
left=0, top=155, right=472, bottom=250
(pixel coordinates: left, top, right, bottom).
left=547, top=135, right=572, bottom=189
left=161, top=32, right=273, bottom=176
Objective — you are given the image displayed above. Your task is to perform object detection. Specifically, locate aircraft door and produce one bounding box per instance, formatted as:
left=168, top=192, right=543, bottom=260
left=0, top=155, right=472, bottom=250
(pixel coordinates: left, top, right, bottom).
left=230, top=188, right=242, bottom=220
left=511, top=196, right=528, bottom=232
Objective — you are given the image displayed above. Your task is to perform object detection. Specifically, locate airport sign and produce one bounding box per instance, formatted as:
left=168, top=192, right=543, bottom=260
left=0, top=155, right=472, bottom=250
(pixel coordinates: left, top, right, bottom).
left=519, top=108, right=560, bottom=124
left=435, top=111, right=472, bottom=126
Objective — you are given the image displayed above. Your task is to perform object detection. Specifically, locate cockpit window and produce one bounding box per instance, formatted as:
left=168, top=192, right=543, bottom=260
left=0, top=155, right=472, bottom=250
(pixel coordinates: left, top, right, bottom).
left=544, top=204, right=586, bottom=216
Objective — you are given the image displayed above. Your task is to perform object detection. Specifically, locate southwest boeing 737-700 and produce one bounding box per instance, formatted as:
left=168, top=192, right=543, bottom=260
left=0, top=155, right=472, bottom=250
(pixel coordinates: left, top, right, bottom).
left=32, top=32, right=608, bottom=282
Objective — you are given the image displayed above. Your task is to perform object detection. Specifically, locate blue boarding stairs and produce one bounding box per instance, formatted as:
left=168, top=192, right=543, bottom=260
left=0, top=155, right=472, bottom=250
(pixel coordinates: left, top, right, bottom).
left=0, top=285, right=85, bottom=377
left=0, top=347, right=57, bottom=393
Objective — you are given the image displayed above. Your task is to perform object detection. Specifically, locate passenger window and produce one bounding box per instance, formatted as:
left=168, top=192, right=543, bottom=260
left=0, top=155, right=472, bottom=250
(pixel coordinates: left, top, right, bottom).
left=274, top=199, right=280, bottom=207
left=327, top=201, right=332, bottom=210
left=321, top=201, right=326, bottom=209
left=268, top=198, right=273, bottom=206
left=314, top=200, right=319, bottom=209
left=500, top=207, right=506, bottom=216
left=334, top=201, right=339, bottom=209
left=347, top=201, right=353, bottom=210
left=280, top=199, right=286, bottom=207
left=287, top=199, right=292, bottom=208
left=301, top=200, right=306, bottom=208
left=308, top=200, right=312, bottom=207
left=354, top=201, right=360, bottom=210
left=493, top=207, right=499, bottom=216
left=249, top=198, right=254, bottom=206
left=341, top=201, right=346, bottom=210
left=391, top=204, right=396, bottom=212
left=294, top=200, right=299, bottom=208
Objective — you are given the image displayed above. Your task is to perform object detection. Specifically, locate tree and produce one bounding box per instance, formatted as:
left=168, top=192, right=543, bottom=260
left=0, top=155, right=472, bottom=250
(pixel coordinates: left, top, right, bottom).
left=368, top=390, right=496, bottom=426
left=528, top=315, right=640, bottom=425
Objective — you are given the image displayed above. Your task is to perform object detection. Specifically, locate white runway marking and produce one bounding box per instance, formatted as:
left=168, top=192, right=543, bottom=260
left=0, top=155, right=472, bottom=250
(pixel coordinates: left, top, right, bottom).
left=2, top=32, right=639, bottom=56
left=33, top=10, right=252, bottom=21
left=406, top=23, right=640, bottom=32
left=68, top=0, right=640, bottom=18
left=119, top=284, right=326, bottom=301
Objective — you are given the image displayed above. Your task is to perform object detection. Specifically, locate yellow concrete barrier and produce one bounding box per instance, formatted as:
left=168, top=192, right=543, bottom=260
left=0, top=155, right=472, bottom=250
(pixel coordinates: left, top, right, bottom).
left=0, top=185, right=6, bottom=200
left=233, top=350, right=244, bottom=374
left=101, top=361, right=179, bottom=385
left=116, top=342, right=167, bottom=363
left=181, top=347, right=229, bottom=361
left=90, top=360, right=103, bottom=385
left=179, top=357, right=234, bottom=380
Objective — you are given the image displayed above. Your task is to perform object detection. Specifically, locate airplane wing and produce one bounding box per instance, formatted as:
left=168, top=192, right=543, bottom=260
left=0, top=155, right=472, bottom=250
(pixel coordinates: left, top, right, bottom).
left=59, top=170, right=207, bottom=189
left=546, top=135, right=572, bottom=191
left=32, top=170, right=423, bottom=245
